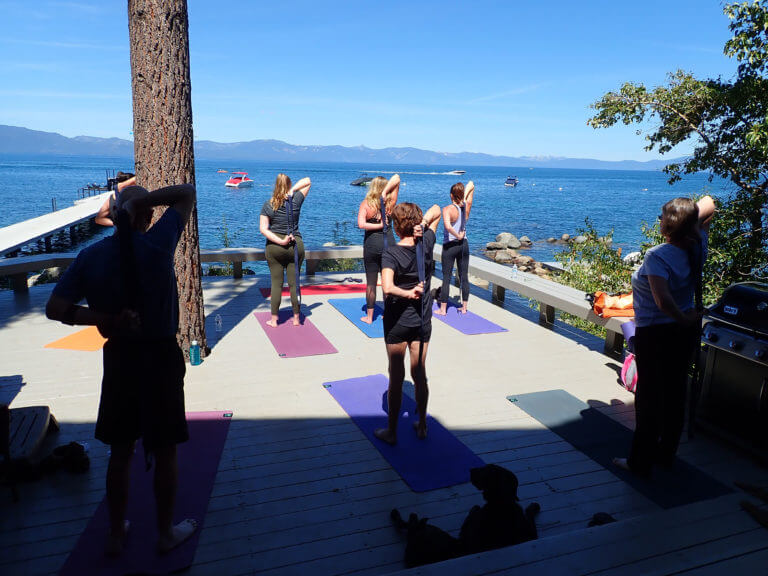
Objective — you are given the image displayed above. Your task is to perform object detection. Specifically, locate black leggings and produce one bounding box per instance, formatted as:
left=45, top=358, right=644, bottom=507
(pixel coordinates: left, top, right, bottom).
left=265, top=238, right=305, bottom=315
left=628, top=322, right=697, bottom=475
left=440, top=239, right=469, bottom=303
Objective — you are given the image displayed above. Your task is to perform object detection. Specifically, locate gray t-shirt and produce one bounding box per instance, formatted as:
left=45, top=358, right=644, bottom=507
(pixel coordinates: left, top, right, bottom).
left=631, top=231, right=708, bottom=327
left=260, top=192, right=306, bottom=238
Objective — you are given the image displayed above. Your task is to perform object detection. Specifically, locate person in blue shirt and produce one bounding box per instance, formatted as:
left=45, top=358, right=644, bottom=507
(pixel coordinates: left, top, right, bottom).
left=46, top=183, right=198, bottom=556
left=614, top=195, right=715, bottom=477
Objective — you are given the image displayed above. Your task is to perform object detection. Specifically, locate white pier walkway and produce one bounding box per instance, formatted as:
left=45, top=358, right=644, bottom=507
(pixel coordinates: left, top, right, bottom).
left=0, top=192, right=111, bottom=257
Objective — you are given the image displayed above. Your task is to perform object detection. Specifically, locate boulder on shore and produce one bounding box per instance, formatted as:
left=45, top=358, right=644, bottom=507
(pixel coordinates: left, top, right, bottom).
left=574, top=235, right=588, bottom=244
left=494, top=251, right=514, bottom=263
left=507, top=235, right=522, bottom=249
left=561, top=233, right=571, bottom=242
left=496, top=232, right=513, bottom=245
left=486, top=241, right=507, bottom=250
left=519, top=235, right=532, bottom=246
left=623, top=251, right=642, bottom=265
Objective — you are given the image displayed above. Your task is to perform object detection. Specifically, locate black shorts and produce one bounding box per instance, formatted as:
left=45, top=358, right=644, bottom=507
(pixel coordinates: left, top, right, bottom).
left=96, top=337, right=188, bottom=449
left=384, top=321, right=432, bottom=345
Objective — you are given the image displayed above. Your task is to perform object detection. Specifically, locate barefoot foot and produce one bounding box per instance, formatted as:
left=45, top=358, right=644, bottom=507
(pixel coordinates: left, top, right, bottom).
left=158, top=519, right=198, bottom=554
left=266, top=320, right=278, bottom=328
left=105, top=520, right=130, bottom=557
left=374, top=428, right=397, bottom=445
left=360, top=316, right=373, bottom=324
left=434, top=309, right=447, bottom=316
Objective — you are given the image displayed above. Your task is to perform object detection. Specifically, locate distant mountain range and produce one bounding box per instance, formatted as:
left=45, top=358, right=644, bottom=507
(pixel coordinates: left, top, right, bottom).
left=0, top=124, right=680, bottom=171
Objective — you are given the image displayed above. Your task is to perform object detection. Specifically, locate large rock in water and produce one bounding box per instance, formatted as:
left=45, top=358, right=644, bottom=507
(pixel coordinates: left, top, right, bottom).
left=623, top=251, right=642, bottom=265
left=561, top=233, right=571, bottom=242
left=494, top=251, right=513, bottom=263
left=496, top=232, right=513, bottom=245
left=486, top=241, right=507, bottom=250
left=574, top=235, right=588, bottom=244
left=507, top=235, right=522, bottom=249
left=519, top=235, right=532, bottom=246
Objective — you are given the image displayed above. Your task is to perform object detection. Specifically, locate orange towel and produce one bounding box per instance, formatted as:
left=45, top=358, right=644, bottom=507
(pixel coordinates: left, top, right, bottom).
left=45, top=326, right=107, bottom=351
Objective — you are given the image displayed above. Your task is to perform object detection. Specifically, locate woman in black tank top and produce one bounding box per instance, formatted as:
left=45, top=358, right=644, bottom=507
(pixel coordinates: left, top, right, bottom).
left=356, top=174, right=400, bottom=324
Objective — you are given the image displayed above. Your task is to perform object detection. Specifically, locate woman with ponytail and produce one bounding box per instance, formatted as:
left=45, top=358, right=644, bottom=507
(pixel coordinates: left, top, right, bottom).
left=259, top=173, right=312, bottom=327
left=613, top=195, right=715, bottom=477
left=357, top=174, right=399, bottom=323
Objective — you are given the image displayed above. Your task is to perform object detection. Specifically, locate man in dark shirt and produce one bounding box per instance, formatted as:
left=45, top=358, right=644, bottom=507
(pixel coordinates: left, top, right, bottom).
left=46, top=183, right=197, bottom=555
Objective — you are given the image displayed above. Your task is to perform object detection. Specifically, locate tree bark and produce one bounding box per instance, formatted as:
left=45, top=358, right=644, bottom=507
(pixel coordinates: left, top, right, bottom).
left=128, top=0, right=207, bottom=358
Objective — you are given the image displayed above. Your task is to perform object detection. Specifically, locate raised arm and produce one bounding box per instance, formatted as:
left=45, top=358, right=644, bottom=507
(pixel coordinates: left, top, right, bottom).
left=94, top=176, right=139, bottom=227
left=697, top=195, right=715, bottom=233
left=464, top=181, right=475, bottom=218
left=124, top=183, right=196, bottom=227
left=290, top=177, right=312, bottom=197
left=422, top=204, right=442, bottom=234
left=382, top=174, right=400, bottom=214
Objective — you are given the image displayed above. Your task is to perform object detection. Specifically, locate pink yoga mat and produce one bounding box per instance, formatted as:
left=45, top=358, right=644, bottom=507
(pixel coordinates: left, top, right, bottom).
left=59, top=411, right=232, bottom=576
left=253, top=310, right=338, bottom=358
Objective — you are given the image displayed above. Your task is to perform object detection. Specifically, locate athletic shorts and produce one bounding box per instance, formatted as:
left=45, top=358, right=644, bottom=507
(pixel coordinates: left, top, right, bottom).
left=384, top=321, right=432, bottom=345
left=96, top=337, right=188, bottom=449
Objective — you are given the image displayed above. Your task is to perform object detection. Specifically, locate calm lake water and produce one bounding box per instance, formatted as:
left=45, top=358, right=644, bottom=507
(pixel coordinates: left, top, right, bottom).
left=0, top=154, right=732, bottom=265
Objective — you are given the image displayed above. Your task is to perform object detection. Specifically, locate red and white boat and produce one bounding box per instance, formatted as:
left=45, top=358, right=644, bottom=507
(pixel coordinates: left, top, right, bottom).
left=225, top=172, right=254, bottom=188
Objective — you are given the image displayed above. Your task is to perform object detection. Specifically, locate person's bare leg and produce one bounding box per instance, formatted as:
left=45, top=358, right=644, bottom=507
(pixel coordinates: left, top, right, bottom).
left=361, top=284, right=376, bottom=324
left=105, top=442, right=134, bottom=556
left=375, top=343, right=406, bottom=445
left=292, top=312, right=301, bottom=326
left=409, top=340, right=430, bottom=439
left=154, top=443, right=197, bottom=553
left=435, top=302, right=447, bottom=316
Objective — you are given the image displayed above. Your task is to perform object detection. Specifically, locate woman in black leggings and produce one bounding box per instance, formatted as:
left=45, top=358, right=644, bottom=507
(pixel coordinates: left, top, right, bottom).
left=436, top=181, right=474, bottom=315
left=259, top=173, right=311, bottom=327
left=356, top=174, right=400, bottom=324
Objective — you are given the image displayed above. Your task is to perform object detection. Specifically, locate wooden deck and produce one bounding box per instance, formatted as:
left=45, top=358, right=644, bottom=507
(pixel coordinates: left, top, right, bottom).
left=0, top=275, right=766, bottom=576
left=0, top=192, right=110, bottom=257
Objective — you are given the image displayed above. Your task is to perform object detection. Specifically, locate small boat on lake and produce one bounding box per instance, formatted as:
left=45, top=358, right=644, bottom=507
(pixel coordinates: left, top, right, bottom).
left=225, top=172, right=254, bottom=188
left=350, top=174, right=374, bottom=186
left=217, top=169, right=228, bottom=173
left=505, top=176, right=519, bottom=188
left=446, top=169, right=466, bottom=175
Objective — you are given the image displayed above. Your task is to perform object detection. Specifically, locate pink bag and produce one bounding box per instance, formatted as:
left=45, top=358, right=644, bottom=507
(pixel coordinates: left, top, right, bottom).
left=621, top=353, right=638, bottom=393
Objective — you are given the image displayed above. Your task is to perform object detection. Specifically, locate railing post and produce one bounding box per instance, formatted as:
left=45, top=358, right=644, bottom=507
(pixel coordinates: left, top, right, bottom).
left=10, top=273, right=28, bottom=293
left=44, top=236, right=52, bottom=252
left=491, top=283, right=505, bottom=305
left=233, top=261, right=242, bottom=279
left=306, top=258, right=317, bottom=277
left=539, top=302, right=555, bottom=326
left=604, top=330, right=624, bottom=357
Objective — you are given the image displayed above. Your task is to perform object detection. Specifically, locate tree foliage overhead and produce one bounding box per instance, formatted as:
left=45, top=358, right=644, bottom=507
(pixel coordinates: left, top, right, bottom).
left=588, top=1, right=768, bottom=299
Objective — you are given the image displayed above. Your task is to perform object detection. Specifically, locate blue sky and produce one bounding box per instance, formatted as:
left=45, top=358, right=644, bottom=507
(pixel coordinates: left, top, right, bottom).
left=0, top=0, right=738, bottom=161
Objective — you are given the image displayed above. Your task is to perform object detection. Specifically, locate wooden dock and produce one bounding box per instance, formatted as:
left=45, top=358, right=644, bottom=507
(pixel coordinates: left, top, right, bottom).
left=0, top=192, right=111, bottom=257
left=0, top=275, right=766, bottom=575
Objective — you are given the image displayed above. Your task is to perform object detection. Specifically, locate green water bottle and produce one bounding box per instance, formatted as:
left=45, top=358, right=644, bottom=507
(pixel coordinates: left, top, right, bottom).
left=189, top=340, right=201, bottom=366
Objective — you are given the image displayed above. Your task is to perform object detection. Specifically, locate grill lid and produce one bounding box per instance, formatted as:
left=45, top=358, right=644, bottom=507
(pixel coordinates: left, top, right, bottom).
left=707, top=282, right=768, bottom=335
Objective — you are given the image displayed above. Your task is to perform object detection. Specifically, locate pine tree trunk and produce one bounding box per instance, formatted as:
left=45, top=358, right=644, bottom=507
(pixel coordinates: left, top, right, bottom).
left=128, top=0, right=207, bottom=358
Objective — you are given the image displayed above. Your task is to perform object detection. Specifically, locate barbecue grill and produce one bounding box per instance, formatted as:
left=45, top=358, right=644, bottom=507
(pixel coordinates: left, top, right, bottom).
left=697, top=282, right=768, bottom=456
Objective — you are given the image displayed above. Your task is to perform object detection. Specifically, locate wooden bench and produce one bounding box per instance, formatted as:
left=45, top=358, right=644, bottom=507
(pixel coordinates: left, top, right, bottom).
left=435, top=245, right=631, bottom=355
left=0, top=245, right=628, bottom=354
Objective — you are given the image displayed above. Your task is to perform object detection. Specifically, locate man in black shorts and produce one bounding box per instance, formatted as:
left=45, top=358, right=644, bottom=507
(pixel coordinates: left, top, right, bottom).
left=46, top=183, right=197, bottom=555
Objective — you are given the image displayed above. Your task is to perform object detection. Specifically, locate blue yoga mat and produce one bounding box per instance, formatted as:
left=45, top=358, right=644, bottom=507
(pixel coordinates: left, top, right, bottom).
left=508, top=390, right=733, bottom=509
left=329, top=297, right=385, bottom=338
left=324, top=374, right=484, bottom=492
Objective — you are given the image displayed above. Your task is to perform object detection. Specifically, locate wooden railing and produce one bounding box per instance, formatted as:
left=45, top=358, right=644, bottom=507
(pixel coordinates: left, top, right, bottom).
left=0, top=245, right=628, bottom=354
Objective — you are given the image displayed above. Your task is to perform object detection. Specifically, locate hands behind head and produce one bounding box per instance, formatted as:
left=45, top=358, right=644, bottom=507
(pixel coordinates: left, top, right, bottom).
left=414, top=224, right=424, bottom=238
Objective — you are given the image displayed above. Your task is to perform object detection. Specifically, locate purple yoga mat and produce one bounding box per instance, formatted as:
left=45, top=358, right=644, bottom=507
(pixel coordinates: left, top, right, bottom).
left=431, top=302, right=507, bottom=335
left=59, top=411, right=232, bottom=576
left=324, top=375, right=484, bottom=492
left=254, top=310, right=338, bottom=358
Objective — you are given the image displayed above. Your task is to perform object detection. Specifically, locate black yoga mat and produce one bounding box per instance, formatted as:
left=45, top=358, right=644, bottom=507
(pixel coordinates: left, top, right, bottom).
left=507, top=390, right=732, bottom=509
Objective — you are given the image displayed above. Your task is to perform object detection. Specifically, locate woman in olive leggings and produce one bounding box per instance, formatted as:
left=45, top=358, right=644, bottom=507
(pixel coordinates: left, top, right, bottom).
left=259, top=174, right=311, bottom=327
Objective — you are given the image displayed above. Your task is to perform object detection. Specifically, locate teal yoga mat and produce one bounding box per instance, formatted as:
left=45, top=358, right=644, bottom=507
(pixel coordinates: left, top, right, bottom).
left=508, top=390, right=732, bottom=509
